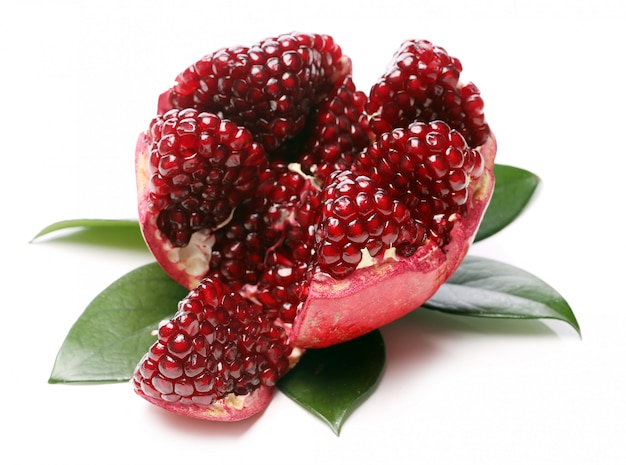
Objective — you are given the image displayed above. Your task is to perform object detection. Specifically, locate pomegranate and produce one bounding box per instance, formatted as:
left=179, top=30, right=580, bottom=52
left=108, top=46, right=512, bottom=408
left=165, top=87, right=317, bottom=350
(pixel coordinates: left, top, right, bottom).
left=133, top=32, right=496, bottom=420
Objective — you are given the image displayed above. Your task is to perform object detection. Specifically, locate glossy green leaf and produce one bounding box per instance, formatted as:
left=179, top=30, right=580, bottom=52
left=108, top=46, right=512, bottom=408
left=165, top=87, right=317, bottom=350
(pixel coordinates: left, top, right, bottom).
left=49, top=263, right=188, bottom=383
left=422, top=256, right=580, bottom=336
left=277, top=330, right=385, bottom=435
left=31, top=218, right=147, bottom=250
left=475, top=164, right=540, bottom=242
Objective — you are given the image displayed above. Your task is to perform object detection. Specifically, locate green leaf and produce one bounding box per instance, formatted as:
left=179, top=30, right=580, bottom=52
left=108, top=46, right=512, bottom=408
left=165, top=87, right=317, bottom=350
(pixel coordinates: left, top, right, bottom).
left=49, top=263, right=188, bottom=383
left=422, top=256, right=580, bottom=336
left=277, top=330, right=385, bottom=435
left=475, top=164, right=540, bottom=242
left=31, top=219, right=147, bottom=250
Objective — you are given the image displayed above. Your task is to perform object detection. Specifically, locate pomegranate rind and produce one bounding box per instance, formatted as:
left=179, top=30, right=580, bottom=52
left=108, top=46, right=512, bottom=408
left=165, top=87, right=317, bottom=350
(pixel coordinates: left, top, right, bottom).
left=290, top=132, right=497, bottom=348
left=135, top=384, right=274, bottom=421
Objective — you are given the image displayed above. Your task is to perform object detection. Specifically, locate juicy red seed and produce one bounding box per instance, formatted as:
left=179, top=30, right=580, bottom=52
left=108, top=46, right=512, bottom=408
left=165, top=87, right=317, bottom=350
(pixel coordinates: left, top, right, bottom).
left=380, top=221, right=399, bottom=244
left=139, top=358, right=157, bottom=379
left=318, top=242, right=341, bottom=265
left=332, top=196, right=358, bottom=221
left=428, top=155, right=449, bottom=179
left=152, top=375, right=174, bottom=395
left=355, top=192, right=375, bottom=216
left=373, top=190, right=394, bottom=216
left=168, top=333, right=193, bottom=357
left=158, top=321, right=177, bottom=341
left=259, top=368, right=278, bottom=387
left=341, top=243, right=362, bottom=265
left=174, top=379, right=195, bottom=397
left=149, top=342, right=167, bottom=361
left=138, top=379, right=160, bottom=399
left=448, top=170, right=469, bottom=191
left=391, top=201, right=411, bottom=225
left=158, top=355, right=184, bottom=379
left=193, top=373, right=215, bottom=393
left=184, top=354, right=205, bottom=377
left=324, top=217, right=346, bottom=242
left=346, top=218, right=368, bottom=244
left=366, top=214, right=385, bottom=237
left=450, top=188, right=469, bottom=206
left=426, top=132, right=448, bottom=153
left=133, top=277, right=292, bottom=407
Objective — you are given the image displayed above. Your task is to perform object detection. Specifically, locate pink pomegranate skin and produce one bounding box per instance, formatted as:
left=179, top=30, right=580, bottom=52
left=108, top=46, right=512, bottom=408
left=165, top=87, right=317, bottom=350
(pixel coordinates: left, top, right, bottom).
left=137, top=384, right=273, bottom=421
left=291, top=133, right=496, bottom=347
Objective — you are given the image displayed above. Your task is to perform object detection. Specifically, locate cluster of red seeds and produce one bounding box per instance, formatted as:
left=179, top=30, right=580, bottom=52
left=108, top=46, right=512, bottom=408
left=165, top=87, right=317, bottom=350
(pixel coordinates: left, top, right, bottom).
left=147, top=108, right=267, bottom=247
left=162, top=32, right=345, bottom=152
left=366, top=39, right=489, bottom=147
left=133, top=278, right=292, bottom=405
left=208, top=164, right=320, bottom=323
left=294, top=74, right=371, bottom=181
left=313, top=120, right=484, bottom=278
left=355, top=120, right=484, bottom=247
left=316, top=171, right=426, bottom=278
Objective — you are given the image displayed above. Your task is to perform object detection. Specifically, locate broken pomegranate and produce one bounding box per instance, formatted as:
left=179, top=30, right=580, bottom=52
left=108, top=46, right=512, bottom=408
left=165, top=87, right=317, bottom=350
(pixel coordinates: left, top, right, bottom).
left=134, top=32, right=496, bottom=420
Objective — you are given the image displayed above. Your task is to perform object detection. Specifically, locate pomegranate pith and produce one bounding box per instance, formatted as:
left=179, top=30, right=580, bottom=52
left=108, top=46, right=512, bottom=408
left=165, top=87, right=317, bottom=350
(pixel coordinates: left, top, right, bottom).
left=134, top=31, right=496, bottom=421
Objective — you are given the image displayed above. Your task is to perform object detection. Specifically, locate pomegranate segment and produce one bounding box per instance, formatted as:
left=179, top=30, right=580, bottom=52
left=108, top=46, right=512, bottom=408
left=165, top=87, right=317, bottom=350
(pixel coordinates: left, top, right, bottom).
left=135, top=116, right=260, bottom=289
left=366, top=39, right=489, bottom=147
left=292, top=132, right=496, bottom=347
left=158, top=32, right=350, bottom=153
left=133, top=277, right=297, bottom=421
left=134, top=31, right=496, bottom=420
left=143, top=108, right=268, bottom=247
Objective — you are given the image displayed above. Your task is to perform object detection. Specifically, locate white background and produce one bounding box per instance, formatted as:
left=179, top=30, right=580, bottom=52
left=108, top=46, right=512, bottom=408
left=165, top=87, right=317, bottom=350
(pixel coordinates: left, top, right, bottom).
left=2, top=1, right=625, bottom=463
